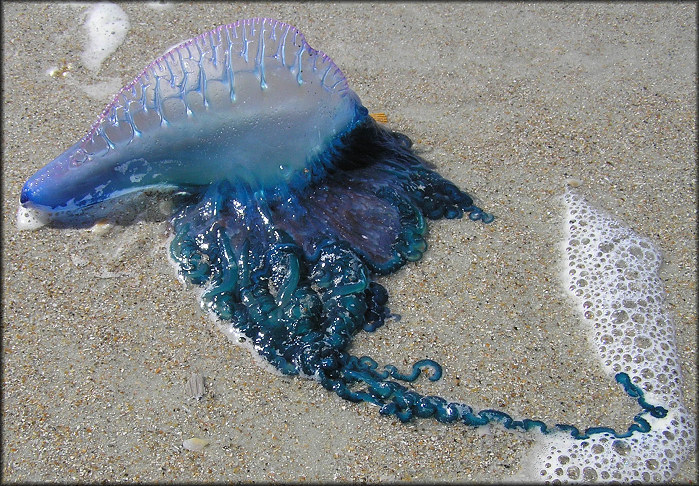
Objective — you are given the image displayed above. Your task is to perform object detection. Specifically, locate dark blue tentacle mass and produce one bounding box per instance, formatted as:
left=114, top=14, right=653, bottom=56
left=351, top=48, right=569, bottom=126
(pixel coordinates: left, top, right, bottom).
left=170, top=117, right=486, bottom=376
left=169, top=117, right=661, bottom=440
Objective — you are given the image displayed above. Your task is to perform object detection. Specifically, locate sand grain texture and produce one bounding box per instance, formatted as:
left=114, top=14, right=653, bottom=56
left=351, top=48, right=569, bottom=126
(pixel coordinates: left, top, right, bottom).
left=2, top=2, right=695, bottom=482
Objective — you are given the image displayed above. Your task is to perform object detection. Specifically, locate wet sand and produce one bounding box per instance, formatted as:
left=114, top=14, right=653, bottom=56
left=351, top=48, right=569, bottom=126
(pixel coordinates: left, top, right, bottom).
left=2, top=2, right=696, bottom=482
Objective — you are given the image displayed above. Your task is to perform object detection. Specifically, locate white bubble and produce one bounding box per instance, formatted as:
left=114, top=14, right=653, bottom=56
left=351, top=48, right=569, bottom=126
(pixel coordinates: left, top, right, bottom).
left=16, top=205, right=50, bottom=230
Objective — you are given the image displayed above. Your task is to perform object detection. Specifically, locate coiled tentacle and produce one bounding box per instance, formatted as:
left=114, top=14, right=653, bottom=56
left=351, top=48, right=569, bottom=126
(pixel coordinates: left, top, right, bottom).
left=167, top=121, right=663, bottom=443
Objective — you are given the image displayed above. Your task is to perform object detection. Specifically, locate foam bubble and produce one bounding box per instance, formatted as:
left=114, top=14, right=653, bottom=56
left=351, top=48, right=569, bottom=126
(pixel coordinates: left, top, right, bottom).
left=16, top=205, right=50, bottom=230
left=521, top=190, right=694, bottom=482
left=81, top=2, right=130, bottom=72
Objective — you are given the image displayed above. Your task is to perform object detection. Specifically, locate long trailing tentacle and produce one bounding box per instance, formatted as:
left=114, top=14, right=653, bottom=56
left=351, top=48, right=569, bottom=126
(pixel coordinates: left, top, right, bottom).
left=168, top=152, right=667, bottom=444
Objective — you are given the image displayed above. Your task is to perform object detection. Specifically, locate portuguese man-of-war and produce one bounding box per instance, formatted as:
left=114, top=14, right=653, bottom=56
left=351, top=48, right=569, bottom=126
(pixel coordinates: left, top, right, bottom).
left=19, top=17, right=680, bottom=458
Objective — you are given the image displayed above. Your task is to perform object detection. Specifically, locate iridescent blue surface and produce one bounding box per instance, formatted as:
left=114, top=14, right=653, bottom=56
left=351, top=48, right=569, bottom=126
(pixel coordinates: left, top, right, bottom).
left=20, top=18, right=665, bottom=440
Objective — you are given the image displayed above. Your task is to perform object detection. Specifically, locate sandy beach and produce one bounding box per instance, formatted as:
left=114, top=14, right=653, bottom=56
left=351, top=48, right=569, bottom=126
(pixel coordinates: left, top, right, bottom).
left=2, top=2, right=696, bottom=482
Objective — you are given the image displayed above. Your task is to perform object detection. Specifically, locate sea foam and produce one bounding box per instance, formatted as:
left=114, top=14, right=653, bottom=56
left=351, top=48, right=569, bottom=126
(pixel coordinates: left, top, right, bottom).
left=81, top=2, right=130, bottom=72
left=521, top=190, right=694, bottom=482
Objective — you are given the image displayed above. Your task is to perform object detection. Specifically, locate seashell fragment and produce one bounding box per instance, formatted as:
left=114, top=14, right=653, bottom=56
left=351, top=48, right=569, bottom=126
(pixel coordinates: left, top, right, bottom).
left=89, top=219, right=113, bottom=235
left=183, top=437, right=210, bottom=451
left=185, top=372, right=206, bottom=400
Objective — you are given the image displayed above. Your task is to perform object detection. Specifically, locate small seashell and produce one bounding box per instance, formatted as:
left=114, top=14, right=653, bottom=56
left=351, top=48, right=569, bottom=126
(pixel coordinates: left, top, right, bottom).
left=90, top=219, right=113, bottom=235
left=183, top=437, right=210, bottom=451
left=185, top=372, right=206, bottom=400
